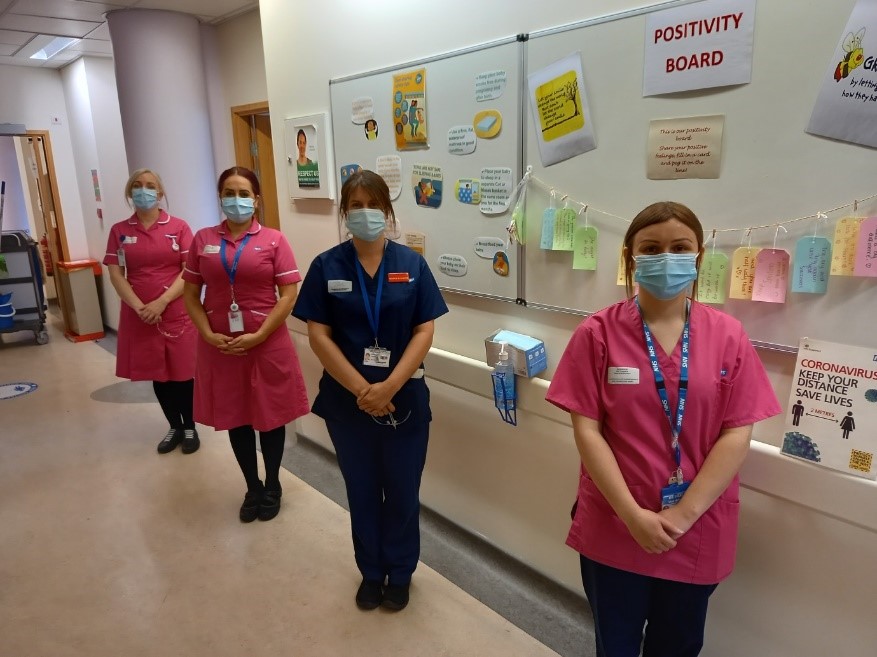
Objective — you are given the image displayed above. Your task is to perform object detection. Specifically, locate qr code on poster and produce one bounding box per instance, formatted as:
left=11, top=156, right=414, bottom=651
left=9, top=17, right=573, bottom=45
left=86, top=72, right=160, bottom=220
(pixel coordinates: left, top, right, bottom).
left=849, top=449, right=873, bottom=474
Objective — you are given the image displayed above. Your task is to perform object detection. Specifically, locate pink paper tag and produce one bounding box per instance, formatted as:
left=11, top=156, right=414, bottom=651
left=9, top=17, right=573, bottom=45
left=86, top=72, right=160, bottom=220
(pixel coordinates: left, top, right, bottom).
left=752, top=249, right=790, bottom=303
left=853, top=216, right=877, bottom=277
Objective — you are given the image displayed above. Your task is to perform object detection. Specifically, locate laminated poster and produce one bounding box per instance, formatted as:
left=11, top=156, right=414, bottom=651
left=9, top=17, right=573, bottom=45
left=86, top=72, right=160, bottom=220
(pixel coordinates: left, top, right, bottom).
left=782, top=337, right=877, bottom=480
left=393, top=68, right=428, bottom=151
left=807, top=0, right=877, bottom=148
left=528, top=52, right=596, bottom=166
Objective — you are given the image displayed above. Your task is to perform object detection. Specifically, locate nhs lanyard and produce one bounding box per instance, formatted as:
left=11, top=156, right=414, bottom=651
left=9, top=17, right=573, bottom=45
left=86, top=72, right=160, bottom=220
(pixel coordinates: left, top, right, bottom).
left=355, top=256, right=385, bottom=345
left=636, top=298, right=690, bottom=478
left=220, top=234, right=251, bottom=309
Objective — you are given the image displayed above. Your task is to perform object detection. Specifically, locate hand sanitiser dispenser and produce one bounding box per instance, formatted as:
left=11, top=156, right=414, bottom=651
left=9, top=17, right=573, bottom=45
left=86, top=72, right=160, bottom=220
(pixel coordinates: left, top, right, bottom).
left=491, top=342, right=517, bottom=426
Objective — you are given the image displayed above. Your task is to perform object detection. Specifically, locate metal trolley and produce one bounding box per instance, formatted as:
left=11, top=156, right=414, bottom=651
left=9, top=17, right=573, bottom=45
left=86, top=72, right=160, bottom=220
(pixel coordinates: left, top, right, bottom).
left=0, top=231, right=49, bottom=344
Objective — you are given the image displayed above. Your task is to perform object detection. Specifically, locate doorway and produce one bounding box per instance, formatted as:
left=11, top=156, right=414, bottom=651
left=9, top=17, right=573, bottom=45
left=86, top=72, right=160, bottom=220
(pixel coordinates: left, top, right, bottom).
left=231, top=102, right=280, bottom=230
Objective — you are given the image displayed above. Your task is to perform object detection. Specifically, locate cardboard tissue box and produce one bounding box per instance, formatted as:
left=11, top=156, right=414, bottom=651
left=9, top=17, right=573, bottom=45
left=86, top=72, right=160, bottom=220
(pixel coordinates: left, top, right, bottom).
left=484, top=329, right=547, bottom=378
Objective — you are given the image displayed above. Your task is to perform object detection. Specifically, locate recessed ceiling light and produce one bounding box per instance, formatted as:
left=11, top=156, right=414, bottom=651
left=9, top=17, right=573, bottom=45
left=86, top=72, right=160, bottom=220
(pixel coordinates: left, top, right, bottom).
left=26, top=36, right=79, bottom=60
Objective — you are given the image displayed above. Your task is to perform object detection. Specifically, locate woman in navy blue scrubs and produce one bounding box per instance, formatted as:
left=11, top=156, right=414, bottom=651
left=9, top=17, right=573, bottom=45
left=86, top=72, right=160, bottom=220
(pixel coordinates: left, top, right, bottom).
left=293, top=170, right=448, bottom=611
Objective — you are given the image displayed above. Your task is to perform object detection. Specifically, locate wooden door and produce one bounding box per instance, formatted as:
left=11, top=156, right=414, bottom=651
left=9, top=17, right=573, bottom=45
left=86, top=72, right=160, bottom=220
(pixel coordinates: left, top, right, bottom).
left=231, top=102, right=280, bottom=230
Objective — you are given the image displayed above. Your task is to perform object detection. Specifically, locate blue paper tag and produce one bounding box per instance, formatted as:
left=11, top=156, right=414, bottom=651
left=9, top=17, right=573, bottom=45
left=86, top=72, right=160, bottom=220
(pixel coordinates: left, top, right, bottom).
left=660, top=481, right=690, bottom=510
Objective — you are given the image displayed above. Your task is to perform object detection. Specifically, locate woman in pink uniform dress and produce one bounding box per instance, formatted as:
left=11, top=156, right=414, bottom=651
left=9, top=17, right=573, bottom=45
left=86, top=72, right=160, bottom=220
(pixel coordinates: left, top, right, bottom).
left=182, top=166, right=309, bottom=523
left=546, top=202, right=782, bottom=657
left=103, top=168, right=199, bottom=455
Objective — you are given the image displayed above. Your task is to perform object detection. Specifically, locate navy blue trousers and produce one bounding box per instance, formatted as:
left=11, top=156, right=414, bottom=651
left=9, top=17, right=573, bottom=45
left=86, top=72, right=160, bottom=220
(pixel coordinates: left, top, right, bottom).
left=326, top=419, right=429, bottom=586
left=580, top=555, right=718, bottom=657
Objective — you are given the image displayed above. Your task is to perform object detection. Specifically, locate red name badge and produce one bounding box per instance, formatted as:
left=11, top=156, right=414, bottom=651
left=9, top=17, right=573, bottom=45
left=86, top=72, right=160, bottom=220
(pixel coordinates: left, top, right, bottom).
left=388, top=272, right=410, bottom=283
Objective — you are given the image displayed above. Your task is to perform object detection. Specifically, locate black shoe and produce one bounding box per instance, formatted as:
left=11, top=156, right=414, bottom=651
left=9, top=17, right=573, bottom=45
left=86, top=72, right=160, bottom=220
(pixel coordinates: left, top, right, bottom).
left=239, top=490, right=262, bottom=523
left=157, top=428, right=183, bottom=454
left=258, top=489, right=282, bottom=521
left=355, top=579, right=383, bottom=610
left=382, top=583, right=409, bottom=611
left=181, top=428, right=200, bottom=454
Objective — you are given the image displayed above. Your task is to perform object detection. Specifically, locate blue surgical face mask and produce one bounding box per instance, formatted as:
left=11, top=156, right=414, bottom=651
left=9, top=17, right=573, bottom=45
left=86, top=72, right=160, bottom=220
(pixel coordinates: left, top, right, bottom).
left=346, top=208, right=386, bottom=241
left=222, top=197, right=255, bottom=223
left=634, top=253, right=698, bottom=299
left=132, top=187, right=159, bottom=211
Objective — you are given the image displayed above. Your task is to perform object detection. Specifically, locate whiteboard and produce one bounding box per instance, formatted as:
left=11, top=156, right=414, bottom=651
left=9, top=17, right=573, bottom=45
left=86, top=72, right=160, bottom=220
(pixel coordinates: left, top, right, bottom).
left=329, top=38, right=523, bottom=301
left=521, top=0, right=876, bottom=351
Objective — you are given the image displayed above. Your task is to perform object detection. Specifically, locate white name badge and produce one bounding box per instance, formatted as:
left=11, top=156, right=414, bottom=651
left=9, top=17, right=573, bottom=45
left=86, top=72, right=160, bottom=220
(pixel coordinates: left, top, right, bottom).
left=363, top=347, right=391, bottom=368
left=608, top=367, right=640, bottom=385
left=228, top=310, right=244, bottom=333
left=203, top=244, right=220, bottom=254
left=121, top=236, right=137, bottom=244
left=116, top=248, right=126, bottom=268
left=328, top=279, right=353, bottom=293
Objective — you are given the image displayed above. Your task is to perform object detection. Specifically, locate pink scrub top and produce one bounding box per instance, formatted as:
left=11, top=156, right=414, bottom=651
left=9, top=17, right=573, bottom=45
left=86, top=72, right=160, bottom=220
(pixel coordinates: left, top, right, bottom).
left=103, top=212, right=196, bottom=382
left=546, top=298, right=781, bottom=584
left=182, top=220, right=309, bottom=432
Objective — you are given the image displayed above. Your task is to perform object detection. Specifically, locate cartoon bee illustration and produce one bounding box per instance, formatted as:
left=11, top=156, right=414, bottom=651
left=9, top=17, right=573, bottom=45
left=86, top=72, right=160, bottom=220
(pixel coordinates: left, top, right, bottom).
left=834, top=27, right=865, bottom=82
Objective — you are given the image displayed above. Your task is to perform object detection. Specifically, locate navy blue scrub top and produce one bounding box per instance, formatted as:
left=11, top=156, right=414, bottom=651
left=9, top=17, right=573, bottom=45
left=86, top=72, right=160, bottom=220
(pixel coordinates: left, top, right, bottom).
left=292, top=239, right=448, bottom=426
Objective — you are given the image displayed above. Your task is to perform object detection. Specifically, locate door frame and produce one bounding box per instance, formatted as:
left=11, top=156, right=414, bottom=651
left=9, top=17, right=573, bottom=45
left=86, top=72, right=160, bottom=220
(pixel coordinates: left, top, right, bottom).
left=231, top=102, right=280, bottom=230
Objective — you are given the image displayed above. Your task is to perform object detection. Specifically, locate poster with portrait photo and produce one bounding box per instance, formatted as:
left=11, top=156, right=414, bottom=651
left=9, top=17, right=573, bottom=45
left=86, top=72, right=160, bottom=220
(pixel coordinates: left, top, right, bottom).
left=285, top=113, right=335, bottom=201
left=295, top=124, right=320, bottom=189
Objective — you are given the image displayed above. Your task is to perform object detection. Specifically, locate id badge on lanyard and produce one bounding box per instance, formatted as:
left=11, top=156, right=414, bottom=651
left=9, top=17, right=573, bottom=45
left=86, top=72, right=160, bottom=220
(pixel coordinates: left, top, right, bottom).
left=637, top=298, right=691, bottom=509
left=355, top=254, right=391, bottom=367
left=221, top=234, right=250, bottom=333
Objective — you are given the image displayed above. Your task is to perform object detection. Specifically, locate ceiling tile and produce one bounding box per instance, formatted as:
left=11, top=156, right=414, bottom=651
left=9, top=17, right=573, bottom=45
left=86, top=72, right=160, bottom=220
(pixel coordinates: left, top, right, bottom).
left=0, top=43, right=18, bottom=56
left=0, top=29, right=31, bottom=45
left=9, top=0, right=123, bottom=23
left=68, top=37, right=112, bottom=54
left=0, top=54, right=46, bottom=67
left=133, top=0, right=257, bottom=19
left=87, top=22, right=109, bottom=40
left=0, top=14, right=101, bottom=38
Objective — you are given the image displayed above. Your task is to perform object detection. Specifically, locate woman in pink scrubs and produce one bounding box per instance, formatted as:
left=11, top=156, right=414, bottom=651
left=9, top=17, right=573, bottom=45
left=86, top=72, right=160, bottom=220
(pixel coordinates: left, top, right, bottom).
left=182, top=167, right=309, bottom=523
left=546, top=202, right=781, bottom=657
left=103, top=169, right=199, bottom=455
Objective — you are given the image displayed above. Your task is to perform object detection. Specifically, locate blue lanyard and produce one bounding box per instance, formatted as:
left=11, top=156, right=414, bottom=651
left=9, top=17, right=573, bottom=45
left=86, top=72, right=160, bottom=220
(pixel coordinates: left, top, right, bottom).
left=354, top=255, right=385, bottom=344
left=220, top=233, right=251, bottom=286
left=636, top=297, right=690, bottom=473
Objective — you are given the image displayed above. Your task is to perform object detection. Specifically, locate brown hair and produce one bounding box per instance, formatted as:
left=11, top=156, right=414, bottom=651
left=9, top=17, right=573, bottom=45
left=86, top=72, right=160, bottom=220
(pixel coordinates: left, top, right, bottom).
left=217, top=166, right=261, bottom=219
left=623, top=201, right=704, bottom=298
left=339, top=169, right=399, bottom=237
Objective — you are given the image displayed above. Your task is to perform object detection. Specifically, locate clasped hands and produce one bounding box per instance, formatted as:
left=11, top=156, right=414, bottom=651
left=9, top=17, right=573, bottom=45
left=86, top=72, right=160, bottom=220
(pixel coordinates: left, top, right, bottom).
left=623, top=505, right=694, bottom=555
left=207, top=331, right=264, bottom=355
left=357, top=380, right=397, bottom=417
left=137, top=298, right=168, bottom=324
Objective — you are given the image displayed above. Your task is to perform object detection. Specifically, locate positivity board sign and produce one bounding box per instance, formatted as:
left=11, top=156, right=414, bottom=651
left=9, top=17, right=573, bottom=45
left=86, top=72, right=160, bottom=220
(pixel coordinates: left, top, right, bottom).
left=644, top=0, right=756, bottom=96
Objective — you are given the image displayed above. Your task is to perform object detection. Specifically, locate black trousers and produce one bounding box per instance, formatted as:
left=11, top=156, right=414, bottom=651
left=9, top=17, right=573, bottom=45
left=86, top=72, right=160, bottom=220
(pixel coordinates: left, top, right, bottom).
left=152, top=379, right=194, bottom=430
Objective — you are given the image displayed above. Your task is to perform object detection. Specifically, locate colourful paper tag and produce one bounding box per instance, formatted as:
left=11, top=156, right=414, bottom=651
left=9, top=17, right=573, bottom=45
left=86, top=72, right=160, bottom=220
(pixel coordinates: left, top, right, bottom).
left=853, top=216, right=877, bottom=277
left=696, top=252, right=729, bottom=304
left=552, top=208, right=575, bottom=251
left=573, top=226, right=598, bottom=270
left=729, top=247, right=761, bottom=299
left=752, top=249, right=790, bottom=303
left=830, top=217, right=862, bottom=276
left=791, top=237, right=832, bottom=293
left=540, top=208, right=556, bottom=250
